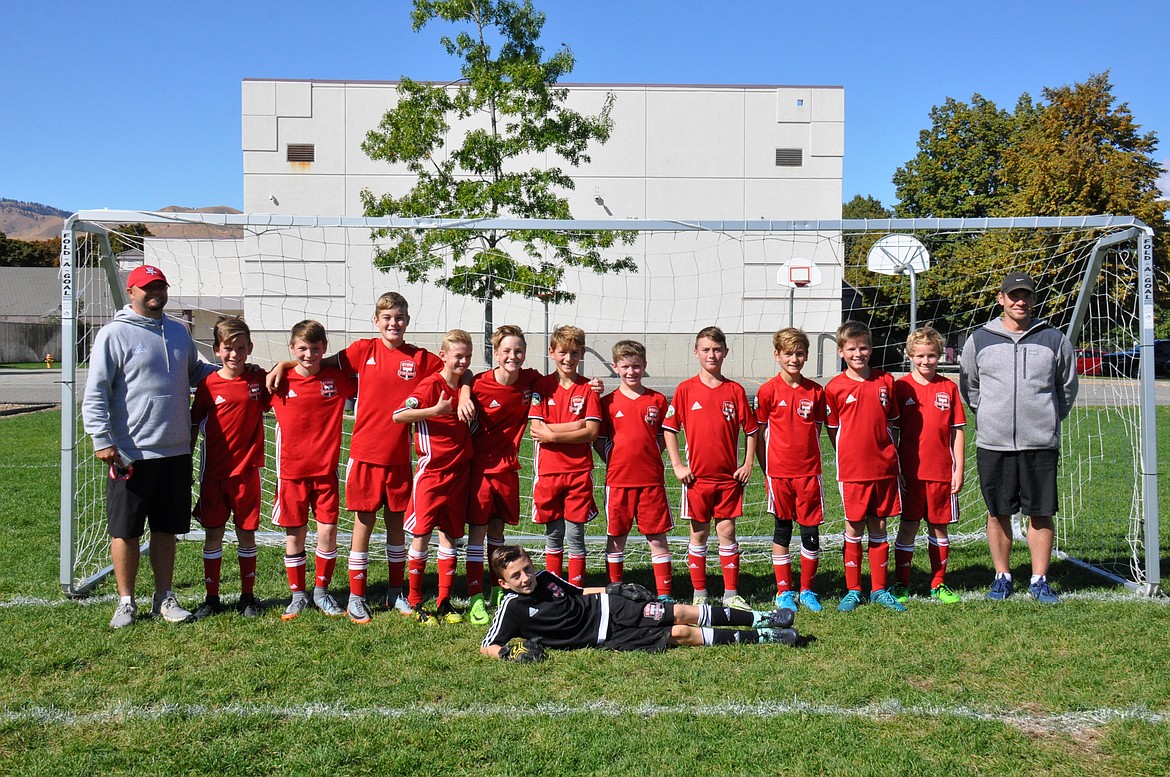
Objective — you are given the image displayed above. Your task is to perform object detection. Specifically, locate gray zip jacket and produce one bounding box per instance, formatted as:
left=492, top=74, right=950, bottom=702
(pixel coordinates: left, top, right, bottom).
left=959, top=317, right=1078, bottom=451
left=82, top=306, right=212, bottom=460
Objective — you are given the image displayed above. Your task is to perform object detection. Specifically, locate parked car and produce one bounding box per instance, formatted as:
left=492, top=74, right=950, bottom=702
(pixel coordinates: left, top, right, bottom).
left=1075, top=347, right=1104, bottom=376
left=1101, top=339, right=1170, bottom=379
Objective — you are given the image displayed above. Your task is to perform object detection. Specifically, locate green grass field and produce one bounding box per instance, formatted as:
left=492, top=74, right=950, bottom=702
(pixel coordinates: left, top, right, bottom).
left=2, top=408, right=1169, bottom=775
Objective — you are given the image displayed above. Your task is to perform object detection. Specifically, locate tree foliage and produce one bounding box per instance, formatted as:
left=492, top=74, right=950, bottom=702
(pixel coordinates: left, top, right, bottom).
left=0, top=232, right=59, bottom=267
left=361, top=0, right=635, bottom=350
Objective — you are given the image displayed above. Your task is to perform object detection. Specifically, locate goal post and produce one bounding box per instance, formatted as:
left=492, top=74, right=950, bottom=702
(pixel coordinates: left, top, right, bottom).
left=58, top=211, right=1161, bottom=596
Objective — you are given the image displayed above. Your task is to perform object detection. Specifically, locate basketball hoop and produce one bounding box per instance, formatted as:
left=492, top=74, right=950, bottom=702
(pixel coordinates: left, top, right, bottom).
left=789, top=266, right=812, bottom=288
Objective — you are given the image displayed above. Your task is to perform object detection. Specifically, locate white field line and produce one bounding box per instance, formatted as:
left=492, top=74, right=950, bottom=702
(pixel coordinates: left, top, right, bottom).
left=1, top=700, right=1166, bottom=734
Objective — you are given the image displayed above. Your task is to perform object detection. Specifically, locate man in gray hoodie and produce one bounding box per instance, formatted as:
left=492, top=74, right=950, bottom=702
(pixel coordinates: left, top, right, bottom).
left=960, top=272, right=1078, bottom=604
left=83, top=265, right=215, bottom=628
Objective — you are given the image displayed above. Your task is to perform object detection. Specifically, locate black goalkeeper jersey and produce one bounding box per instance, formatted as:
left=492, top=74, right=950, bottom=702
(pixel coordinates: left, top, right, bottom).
left=482, top=570, right=608, bottom=650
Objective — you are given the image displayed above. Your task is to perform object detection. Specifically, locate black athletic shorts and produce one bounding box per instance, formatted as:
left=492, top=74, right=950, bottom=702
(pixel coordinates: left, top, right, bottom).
left=601, top=596, right=676, bottom=653
left=106, top=454, right=193, bottom=539
left=976, top=447, right=1059, bottom=518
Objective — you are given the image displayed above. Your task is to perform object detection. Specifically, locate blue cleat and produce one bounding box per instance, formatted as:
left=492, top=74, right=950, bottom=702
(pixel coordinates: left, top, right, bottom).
left=798, top=589, right=823, bottom=612
left=986, top=576, right=1014, bottom=601
left=776, top=591, right=798, bottom=612
left=870, top=588, right=907, bottom=612
left=837, top=590, right=863, bottom=612
left=1028, top=578, right=1061, bottom=604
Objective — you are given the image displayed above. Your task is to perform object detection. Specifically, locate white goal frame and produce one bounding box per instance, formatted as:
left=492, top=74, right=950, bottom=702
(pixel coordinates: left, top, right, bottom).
left=58, top=211, right=1160, bottom=597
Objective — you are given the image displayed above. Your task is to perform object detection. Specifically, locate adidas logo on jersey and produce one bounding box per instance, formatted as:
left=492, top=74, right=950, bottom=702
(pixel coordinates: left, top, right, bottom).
left=214, top=395, right=226, bottom=405
left=489, top=399, right=501, bottom=408
left=691, top=401, right=702, bottom=410
left=904, top=397, right=917, bottom=405
left=529, top=607, right=540, bottom=617
left=547, top=398, right=556, bottom=406
left=845, top=394, right=857, bottom=404
left=778, top=399, right=788, bottom=407
left=366, top=357, right=377, bottom=365
left=615, top=410, right=624, bottom=418
left=287, top=389, right=298, bottom=398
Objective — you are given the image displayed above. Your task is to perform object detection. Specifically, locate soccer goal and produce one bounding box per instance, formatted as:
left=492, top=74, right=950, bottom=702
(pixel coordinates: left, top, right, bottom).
left=58, top=211, right=1161, bottom=596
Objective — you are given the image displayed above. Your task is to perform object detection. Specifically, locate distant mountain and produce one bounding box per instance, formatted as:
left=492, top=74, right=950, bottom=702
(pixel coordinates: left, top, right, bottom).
left=0, top=199, right=70, bottom=240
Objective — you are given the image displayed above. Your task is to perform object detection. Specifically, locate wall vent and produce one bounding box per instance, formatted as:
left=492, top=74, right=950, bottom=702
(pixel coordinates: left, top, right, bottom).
left=287, top=144, right=315, bottom=163
left=774, top=148, right=803, bottom=167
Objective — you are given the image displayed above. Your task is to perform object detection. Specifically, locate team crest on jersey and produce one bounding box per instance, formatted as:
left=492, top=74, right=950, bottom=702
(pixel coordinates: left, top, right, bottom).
left=522, top=388, right=533, bottom=404
left=642, top=602, right=666, bottom=621
left=797, top=398, right=814, bottom=419
left=722, top=400, right=736, bottom=421
left=934, top=392, right=951, bottom=410
left=404, top=397, right=420, bottom=410
left=248, top=382, right=262, bottom=400
left=530, top=391, right=542, bottom=407
left=666, top=405, right=676, bottom=418
left=546, top=580, right=566, bottom=598
left=320, top=379, right=337, bottom=398
left=644, top=405, right=660, bottom=425
left=569, top=395, right=586, bottom=415
left=878, top=386, right=889, bottom=407
left=397, top=360, right=416, bottom=380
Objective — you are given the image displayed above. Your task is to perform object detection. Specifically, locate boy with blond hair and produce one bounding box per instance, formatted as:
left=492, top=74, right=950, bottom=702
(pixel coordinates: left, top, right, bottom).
left=190, top=316, right=269, bottom=619
left=663, top=326, right=757, bottom=609
left=528, top=325, right=602, bottom=588
left=270, top=321, right=358, bottom=621
left=755, top=327, right=826, bottom=613
left=824, top=321, right=904, bottom=612
left=892, top=326, right=966, bottom=604
left=394, top=329, right=477, bottom=625
left=595, top=340, right=674, bottom=600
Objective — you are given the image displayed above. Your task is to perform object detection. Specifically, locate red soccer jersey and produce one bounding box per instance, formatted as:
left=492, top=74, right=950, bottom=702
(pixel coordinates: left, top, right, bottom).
left=663, top=375, right=757, bottom=482
left=895, top=374, right=966, bottom=483
left=598, top=388, right=669, bottom=488
left=340, top=339, right=442, bottom=467
left=396, top=372, right=473, bottom=473
left=755, top=374, right=825, bottom=478
left=528, top=373, right=602, bottom=475
left=270, top=366, right=357, bottom=480
left=471, top=367, right=542, bottom=473
left=824, top=369, right=900, bottom=482
left=191, top=371, right=269, bottom=481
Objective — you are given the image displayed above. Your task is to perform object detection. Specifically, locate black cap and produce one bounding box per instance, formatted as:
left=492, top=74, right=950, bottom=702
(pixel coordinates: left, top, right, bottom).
left=1001, top=272, right=1036, bottom=294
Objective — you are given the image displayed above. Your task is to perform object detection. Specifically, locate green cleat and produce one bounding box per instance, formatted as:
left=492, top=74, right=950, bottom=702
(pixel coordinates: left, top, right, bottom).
left=930, top=583, right=962, bottom=604
left=436, top=598, right=464, bottom=624
left=888, top=582, right=911, bottom=604
left=468, top=594, right=491, bottom=626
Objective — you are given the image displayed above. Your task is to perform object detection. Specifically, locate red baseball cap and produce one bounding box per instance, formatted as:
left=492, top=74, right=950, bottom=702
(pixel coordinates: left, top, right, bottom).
left=126, top=265, right=169, bottom=289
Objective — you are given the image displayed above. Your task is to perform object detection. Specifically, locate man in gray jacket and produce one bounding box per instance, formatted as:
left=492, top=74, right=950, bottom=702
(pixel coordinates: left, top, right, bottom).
left=83, top=265, right=215, bottom=628
left=960, top=272, right=1078, bottom=604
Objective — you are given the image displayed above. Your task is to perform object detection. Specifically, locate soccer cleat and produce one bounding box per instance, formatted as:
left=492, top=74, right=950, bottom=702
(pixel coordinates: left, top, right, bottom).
left=412, top=605, right=439, bottom=626
left=237, top=594, right=261, bottom=618
left=888, top=582, right=911, bottom=604
left=723, top=594, right=751, bottom=611
left=153, top=593, right=193, bottom=623
left=467, top=594, right=491, bottom=626
left=313, top=591, right=345, bottom=617
left=490, top=586, right=505, bottom=609
left=692, top=590, right=708, bottom=606
left=757, top=627, right=799, bottom=646
left=436, top=598, right=464, bottom=624
left=191, top=597, right=225, bottom=621
left=798, top=590, right=823, bottom=612
left=930, top=584, right=962, bottom=604
left=656, top=594, right=677, bottom=604
left=347, top=597, right=373, bottom=624
left=870, top=588, right=907, bottom=612
left=986, top=576, right=1014, bottom=601
left=837, top=590, right=864, bottom=612
left=775, top=591, right=798, bottom=612
left=754, top=608, right=795, bottom=629
left=282, top=596, right=309, bottom=621
left=1028, top=578, right=1061, bottom=605
left=109, top=601, right=137, bottom=629
left=390, top=593, right=415, bottom=617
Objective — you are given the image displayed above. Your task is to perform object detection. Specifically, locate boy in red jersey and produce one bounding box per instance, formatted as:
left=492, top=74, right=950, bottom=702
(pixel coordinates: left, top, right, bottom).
left=190, top=317, right=269, bottom=619
left=595, top=340, right=674, bottom=601
left=270, top=321, right=358, bottom=621
left=825, top=321, right=904, bottom=613
left=663, top=326, right=757, bottom=610
left=755, top=327, right=826, bottom=614
left=528, top=325, right=602, bottom=588
left=891, top=327, right=966, bottom=604
left=394, top=329, right=477, bottom=625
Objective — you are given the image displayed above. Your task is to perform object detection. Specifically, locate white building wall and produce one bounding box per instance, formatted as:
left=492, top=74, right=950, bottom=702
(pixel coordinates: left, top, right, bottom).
left=237, top=79, right=844, bottom=383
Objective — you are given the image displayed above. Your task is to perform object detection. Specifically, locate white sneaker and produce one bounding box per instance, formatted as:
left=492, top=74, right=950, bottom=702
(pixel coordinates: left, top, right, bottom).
left=723, top=594, right=751, bottom=611
left=152, top=593, right=193, bottom=623
left=110, top=600, right=137, bottom=629
left=391, top=593, right=414, bottom=617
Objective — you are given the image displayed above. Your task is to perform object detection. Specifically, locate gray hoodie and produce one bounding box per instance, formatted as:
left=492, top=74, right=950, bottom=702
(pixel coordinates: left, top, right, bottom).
left=959, top=317, right=1078, bottom=451
left=82, top=306, right=214, bottom=460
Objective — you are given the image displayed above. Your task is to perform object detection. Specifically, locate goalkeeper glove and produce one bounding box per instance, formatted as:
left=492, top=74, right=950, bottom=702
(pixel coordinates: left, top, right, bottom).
left=605, top=582, right=656, bottom=603
left=498, top=638, right=546, bottom=663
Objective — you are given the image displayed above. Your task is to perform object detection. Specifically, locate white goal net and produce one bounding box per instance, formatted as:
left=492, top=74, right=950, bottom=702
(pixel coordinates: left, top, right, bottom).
left=58, top=212, right=1161, bottom=596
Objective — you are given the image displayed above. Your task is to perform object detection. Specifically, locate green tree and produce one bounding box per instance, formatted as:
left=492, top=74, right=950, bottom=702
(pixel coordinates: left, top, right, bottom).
left=0, top=232, right=59, bottom=267
left=109, top=223, right=153, bottom=255
left=361, top=0, right=635, bottom=358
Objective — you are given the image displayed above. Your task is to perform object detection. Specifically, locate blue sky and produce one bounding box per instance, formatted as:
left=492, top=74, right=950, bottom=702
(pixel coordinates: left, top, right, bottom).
left=3, top=0, right=1167, bottom=214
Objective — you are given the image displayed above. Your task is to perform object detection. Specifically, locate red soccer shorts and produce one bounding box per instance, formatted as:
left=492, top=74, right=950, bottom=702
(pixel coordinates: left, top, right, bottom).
left=605, top=484, right=674, bottom=537
left=195, top=469, right=262, bottom=531
left=345, top=460, right=412, bottom=513
left=404, top=468, right=469, bottom=538
left=766, top=475, right=825, bottom=527
left=532, top=471, right=598, bottom=525
left=273, top=474, right=340, bottom=528
left=901, top=479, right=958, bottom=525
left=839, top=478, right=901, bottom=523
left=469, top=466, right=521, bottom=526
left=681, top=478, right=744, bottom=523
